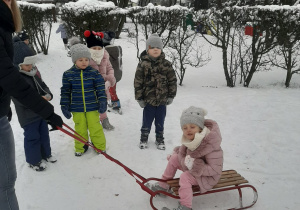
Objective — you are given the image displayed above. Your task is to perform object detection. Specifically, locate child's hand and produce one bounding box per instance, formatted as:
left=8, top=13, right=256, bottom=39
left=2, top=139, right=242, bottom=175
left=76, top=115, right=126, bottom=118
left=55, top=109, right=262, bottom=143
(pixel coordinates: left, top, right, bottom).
left=166, top=98, right=173, bottom=105
left=61, top=106, right=72, bottom=119
left=105, top=81, right=111, bottom=90
left=42, top=96, right=49, bottom=101
left=184, top=155, right=195, bottom=170
left=167, top=151, right=176, bottom=161
left=42, top=94, right=51, bottom=101
left=99, top=101, right=107, bottom=114
left=167, top=154, right=172, bottom=161
left=137, top=100, right=146, bottom=108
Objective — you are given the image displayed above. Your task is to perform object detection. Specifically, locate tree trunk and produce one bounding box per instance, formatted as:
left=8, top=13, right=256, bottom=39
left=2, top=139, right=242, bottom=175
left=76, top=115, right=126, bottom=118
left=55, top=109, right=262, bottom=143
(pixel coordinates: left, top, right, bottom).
left=285, top=69, right=292, bottom=88
left=285, top=48, right=293, bottom=87
left=222, top=47, right=234, bottom=87
left=244, top=57, right=258, bottom=87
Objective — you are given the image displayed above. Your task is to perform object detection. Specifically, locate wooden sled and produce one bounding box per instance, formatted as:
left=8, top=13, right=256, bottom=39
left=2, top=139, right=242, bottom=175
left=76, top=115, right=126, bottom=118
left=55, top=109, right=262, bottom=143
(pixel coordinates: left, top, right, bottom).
left=57, top=125, right=257, bottom=210
left=147, top=170, right=258, bottom=210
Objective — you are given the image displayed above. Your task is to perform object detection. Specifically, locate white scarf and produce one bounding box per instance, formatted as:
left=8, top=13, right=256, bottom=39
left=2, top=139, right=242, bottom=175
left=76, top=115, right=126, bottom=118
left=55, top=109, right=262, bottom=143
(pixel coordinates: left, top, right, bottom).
left=90, top=48, right=104, bottom=65
left=181, top=126, right=210, bottom=151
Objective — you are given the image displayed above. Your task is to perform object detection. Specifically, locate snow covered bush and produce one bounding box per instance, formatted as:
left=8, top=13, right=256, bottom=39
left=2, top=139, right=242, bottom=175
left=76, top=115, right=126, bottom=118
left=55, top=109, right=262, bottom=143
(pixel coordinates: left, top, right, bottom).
left=18, top=1, right=55, bottom=55
left=267, top=6, right=300, bottom=87
left=126, top=3, right=191, bottom=59
left=60, top=0, right=127, bottom=40
left=195, top=4, right=300, bottom=87
left=166, top=27, right=211, bottom=85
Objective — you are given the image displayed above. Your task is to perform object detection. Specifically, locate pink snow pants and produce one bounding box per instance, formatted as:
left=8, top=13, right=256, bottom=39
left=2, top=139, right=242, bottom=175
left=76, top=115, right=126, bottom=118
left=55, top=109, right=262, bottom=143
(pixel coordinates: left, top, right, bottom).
left=160, top=154, right=198, bottom=208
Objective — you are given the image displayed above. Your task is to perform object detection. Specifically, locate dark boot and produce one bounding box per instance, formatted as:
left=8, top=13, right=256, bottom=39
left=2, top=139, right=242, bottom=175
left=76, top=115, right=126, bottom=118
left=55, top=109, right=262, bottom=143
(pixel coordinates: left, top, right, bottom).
left=139, top=132, right=149, bottom=149
left=155, top=133, right=165, bottom=150
left=83, top=144, right=89, bottom=153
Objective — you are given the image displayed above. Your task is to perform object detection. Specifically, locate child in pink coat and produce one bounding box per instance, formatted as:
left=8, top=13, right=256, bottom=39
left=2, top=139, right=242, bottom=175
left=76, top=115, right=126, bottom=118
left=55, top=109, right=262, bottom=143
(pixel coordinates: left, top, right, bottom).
left=152, top=106, right=223, bottom=210
left=84, top=30, right=116, bottom=130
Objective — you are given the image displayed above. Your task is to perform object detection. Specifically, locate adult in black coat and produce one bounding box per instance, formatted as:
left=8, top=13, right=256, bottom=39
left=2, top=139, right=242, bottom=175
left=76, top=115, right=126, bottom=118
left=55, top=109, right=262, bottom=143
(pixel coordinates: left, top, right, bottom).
left=0, top=0, right=63, bottom=209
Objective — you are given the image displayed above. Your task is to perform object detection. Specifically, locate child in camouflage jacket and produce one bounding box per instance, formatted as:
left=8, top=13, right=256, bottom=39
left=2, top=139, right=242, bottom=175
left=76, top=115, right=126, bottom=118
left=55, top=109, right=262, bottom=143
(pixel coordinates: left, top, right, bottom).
left=134, top=34, right=177, bottom=150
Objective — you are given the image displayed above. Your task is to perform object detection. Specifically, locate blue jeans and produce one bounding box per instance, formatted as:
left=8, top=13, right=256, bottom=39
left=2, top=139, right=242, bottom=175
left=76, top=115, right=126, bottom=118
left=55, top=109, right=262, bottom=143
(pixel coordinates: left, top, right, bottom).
left=0, top=116, right=19, bottom=210
left=23, top=119, right=51, bottom=165
left=141, top=104, right=166, bottom=134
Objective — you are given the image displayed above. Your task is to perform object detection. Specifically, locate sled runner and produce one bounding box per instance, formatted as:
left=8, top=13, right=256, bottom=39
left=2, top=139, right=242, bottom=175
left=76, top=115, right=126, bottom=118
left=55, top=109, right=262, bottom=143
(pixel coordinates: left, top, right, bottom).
left=57, top=124, right=258, bottom=210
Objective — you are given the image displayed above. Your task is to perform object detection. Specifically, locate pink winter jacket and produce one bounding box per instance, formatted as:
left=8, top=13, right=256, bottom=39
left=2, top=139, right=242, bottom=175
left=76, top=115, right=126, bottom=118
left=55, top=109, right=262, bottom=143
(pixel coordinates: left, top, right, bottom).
left=174, top=119, right=223, bottom=193
left=89, top=50, right=116, bottom=86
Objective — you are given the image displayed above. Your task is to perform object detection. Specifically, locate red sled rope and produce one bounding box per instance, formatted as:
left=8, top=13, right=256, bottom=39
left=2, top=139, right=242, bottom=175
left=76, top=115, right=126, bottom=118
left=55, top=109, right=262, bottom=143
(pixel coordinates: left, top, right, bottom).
left=57, top=124, right=258, bottom=210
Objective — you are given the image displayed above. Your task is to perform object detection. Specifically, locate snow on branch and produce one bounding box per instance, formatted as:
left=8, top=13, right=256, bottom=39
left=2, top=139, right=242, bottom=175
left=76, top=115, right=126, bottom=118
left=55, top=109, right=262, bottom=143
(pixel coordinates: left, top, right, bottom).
left=17, top=1, right=55, bottom=10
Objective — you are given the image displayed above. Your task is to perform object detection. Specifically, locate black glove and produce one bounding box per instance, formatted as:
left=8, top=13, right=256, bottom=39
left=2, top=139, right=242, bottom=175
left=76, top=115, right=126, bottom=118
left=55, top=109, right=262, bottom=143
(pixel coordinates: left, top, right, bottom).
left=7, top=107, right=12, bottom=122
left=47, top=113, right=63, bottom=131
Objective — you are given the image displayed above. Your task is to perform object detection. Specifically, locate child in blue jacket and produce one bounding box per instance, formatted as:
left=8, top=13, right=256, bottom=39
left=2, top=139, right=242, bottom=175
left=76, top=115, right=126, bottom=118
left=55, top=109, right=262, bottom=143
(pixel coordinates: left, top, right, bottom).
left=60, top=38, right=107, bottom=156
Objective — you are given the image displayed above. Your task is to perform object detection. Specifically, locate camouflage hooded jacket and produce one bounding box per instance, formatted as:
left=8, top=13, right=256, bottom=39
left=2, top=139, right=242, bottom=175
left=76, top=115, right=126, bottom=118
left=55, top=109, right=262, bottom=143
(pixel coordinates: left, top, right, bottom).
left=134, top=51, right=177, bottom=106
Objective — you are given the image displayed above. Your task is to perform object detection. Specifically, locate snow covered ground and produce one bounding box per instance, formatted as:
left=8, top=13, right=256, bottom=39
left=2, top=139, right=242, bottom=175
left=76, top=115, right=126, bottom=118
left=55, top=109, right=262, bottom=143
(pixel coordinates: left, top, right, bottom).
left=10, top=22, right=300, bottom=210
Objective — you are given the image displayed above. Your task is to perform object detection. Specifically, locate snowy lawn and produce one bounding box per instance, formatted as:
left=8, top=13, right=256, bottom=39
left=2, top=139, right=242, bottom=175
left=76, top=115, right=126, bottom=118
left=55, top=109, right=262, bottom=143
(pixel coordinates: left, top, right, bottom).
left=10, top=22, right=300, bottom=210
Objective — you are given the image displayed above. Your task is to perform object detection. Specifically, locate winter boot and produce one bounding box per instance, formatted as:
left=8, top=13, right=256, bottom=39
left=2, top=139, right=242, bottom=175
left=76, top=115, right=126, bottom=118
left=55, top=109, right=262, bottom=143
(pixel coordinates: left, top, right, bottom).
left=83, top=144, right=89, bottom=153
left=75, top=144, right=89, bottom=157
left=146, top=182, right=172, bottom=197
left=112, top=99, right=122, bottom=114
left=67, top=45, right=71, bottom=57
left=162, top=202, right=192, bottom=210
left=95, top=149, right=106, bottom=154
left=139, top=132, right=149, bottom=149
left=75, top=152, right=83, bottom=157
left=29, top=161, right=47, bottom=172
left=112, top=99, right=121, bottom=110
left=64, top=44, right=68, bottom=50
left=102, top=118, right=115, bottom=130
left=45, top=155, right=57, bottom=163
left=155, top=133, right=166, bottom=150
left=108, top=99, right=122, bottom=114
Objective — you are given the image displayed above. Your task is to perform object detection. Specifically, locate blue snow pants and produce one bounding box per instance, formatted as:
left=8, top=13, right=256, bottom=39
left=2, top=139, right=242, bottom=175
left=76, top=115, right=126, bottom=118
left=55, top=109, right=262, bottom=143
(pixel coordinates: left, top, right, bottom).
left=23, top=119, right=51, bottom=165
left=0, top=116, right=19, bottom=210
left=141, top=104, right=166, bottom=135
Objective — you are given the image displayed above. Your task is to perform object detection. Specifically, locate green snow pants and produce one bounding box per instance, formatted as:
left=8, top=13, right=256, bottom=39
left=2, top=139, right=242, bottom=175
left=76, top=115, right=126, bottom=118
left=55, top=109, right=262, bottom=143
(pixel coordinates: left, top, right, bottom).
left=72, top=111, right=106, bottom=153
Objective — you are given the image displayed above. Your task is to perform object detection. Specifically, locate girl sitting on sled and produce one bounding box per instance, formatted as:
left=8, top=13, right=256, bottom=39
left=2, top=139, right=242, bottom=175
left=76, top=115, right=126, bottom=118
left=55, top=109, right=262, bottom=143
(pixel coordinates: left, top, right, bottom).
left=150, top=106, right=223, bottom=210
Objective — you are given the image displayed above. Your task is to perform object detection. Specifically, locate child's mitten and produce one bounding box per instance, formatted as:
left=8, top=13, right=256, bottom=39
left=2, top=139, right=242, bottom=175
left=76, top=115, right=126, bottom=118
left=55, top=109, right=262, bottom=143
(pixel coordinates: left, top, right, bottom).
left=167, top=154, right=172, bottom=161
left=44, top=93, right=52, bottom=101
left=167, top=151, right=176, bottom=161
left=184, top=155, right=195, bottom=170
left=137, top=100, right=146, bottom=108
left=47, top=113, right=64, bottom=130
left=166, top=98, right=173, bottom=105
left=61, top=106, right=71, bottom=119
left=99, top=101, right=107, bottom=114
